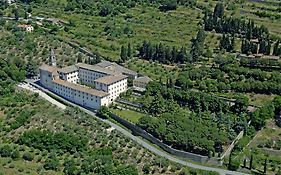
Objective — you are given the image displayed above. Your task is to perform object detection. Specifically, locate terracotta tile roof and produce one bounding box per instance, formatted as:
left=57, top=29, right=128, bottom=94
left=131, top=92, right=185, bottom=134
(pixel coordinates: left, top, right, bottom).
left=39, top=64, right=58, bottom=73
left=76, top=63, right=120, bottom=75
left=96, top=60, right=137, bottom=76
left=53, top=79, right=109, bottom=97
left=134, top=76, right=152, bottom=83
left=58, top=65, right=78, bottom=74
left=94, top=75, right=127, bottom=85
left=17, top=24, right=33, bottom=28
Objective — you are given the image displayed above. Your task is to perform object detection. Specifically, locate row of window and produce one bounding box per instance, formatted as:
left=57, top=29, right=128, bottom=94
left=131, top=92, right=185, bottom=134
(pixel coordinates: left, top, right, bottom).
left=79, top=69, right=107, bottom=77
left=54, top=83, right=100, bottom=99
left=54, top=89, right=99, bottom=104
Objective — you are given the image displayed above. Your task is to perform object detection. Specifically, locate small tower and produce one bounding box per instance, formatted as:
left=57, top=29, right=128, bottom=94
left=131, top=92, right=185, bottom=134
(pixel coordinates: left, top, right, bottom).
left=49, top=49, right=56, bottom=67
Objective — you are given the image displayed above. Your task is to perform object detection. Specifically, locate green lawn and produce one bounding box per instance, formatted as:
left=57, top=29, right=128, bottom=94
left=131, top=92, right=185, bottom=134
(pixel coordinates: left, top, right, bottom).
left=110, top=108, right=146, bottom=124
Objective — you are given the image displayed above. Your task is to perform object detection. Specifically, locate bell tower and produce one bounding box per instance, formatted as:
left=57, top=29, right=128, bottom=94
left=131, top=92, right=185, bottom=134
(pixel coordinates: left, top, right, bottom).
left=49, top=49, right=56, bottom=67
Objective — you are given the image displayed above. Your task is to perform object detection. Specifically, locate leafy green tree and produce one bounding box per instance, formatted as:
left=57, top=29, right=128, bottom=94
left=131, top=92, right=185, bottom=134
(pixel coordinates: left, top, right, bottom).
left=231, top=95, right=249, bottom=114
left=22, top=152, right=34, bottom=161
left=26, top=58, right=38, bottom=78
left=12, top=8, right=19, bottom=20
left=99, top=4, right=112, bottom=17
left=249, top=155, right=253, bottom=170
left=0, top=145, right=12, bottom=157
left=11, top=150, right=20, bottom=160
left=44, top=157, right=60, bottom=170
left=159, top=0, right=177, bottom=12
left=142, top=163, right=151, bottom=174
left=190, top=29, right=206, bottom=61
left=97, top=106, right=110, bottom=119
left=273, top=96, right=281, bottom=115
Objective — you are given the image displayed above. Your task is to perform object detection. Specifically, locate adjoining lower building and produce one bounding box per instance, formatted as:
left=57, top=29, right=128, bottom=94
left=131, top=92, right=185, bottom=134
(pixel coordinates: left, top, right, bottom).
left=133, top=76, right=153, bottom=92
left=96, top=60, right=138, bottom=79
left=57, top=65, right=79, bottom=84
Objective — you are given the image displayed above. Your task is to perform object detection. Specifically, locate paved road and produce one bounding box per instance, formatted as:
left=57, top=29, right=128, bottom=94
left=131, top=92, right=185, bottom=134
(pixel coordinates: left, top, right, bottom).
left=18, top=82, right=66, bottom=110
left=21, top=81, right=250, bottom=175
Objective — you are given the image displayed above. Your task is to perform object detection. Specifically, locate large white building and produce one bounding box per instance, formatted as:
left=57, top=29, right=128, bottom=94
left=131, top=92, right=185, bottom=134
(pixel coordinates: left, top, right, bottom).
left=39, top=61, right=129, bottom=110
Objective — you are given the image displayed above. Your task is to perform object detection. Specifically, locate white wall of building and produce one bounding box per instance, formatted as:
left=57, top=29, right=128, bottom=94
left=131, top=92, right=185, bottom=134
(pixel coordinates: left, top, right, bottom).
left=79, top=68, right=108, bottom=86
left=53, top=82, right=109, bottom=109
left=40, top=70, right=54, bottom=89
left=59, top=71, right=79, bottom=84
left=96, top=79, right=127, bottom=102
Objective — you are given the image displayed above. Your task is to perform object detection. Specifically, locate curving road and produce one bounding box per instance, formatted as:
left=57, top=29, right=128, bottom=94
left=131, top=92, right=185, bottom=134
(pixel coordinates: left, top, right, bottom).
left=22, top=80, right=250, bottom=175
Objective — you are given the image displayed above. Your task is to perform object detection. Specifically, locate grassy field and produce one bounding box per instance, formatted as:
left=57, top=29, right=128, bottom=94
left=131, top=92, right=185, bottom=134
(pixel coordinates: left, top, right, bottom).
left=110, top=108, right=146, bottom=124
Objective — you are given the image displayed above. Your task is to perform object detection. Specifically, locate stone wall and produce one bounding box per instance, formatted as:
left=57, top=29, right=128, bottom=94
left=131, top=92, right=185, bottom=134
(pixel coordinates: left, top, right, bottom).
left=110, top=113, right=223, bottom=166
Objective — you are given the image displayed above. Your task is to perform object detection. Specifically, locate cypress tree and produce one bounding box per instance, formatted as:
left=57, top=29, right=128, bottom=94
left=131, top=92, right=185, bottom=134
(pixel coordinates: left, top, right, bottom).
left=214, top=3, right=224, bottom=18
left=127, top=43, right=132, bottom=59
left=259, top=39, right=267, bottom=54
left=249, top=155, right=253, bottom=170
left=120, top=45, right=127, bottom=62
left=265, top=41, right=271, bottom=55
left=263, top=158, right=267, bottom=174
left=243, top=158, right=247, bottom=168
left=273, top=40, right=280, bottom=56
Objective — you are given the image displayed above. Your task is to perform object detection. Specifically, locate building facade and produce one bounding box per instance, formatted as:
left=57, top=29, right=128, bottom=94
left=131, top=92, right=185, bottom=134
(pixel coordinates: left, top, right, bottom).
left=17, top=24, right=34, bottom=32
left=58, top=65, right=79, bottom=84
left=40, top=61, right=129, bottom=110
left=133, top=76, right=152, bottom=91
left=94, top=75, right=127, bottom=102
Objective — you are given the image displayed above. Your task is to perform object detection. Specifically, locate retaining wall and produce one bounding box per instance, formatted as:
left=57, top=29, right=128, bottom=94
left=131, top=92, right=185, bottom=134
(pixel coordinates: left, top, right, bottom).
left=110, top=113, right=223, bottom=166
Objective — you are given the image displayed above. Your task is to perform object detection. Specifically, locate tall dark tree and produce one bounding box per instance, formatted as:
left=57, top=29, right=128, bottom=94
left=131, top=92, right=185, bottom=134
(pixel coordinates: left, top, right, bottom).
left=259, top=39, right=267, bottom=54
left=213, top=3, right=224, bottom=18
left=12, top=8, right=19, bottom=20
left=120, top=45, right=127, bottom=62
left=77, top=53, right=83, bottom=63
left=249, top=155, right=253, bottom=170
left=273, top=40, right=281, bottom=56
left=190, top=29, right=206, bottom=61
left=127, top=43, right=132, bottom=59
left=264, top=158, right=267, bottom=174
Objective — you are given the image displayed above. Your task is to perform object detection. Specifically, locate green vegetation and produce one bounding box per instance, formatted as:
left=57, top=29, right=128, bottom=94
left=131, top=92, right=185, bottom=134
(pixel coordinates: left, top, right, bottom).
left=133, top=81, right=251, bottom=156
left=1, top=0, right=281, bottom=174
left=110, top=108, right=145, bottom=124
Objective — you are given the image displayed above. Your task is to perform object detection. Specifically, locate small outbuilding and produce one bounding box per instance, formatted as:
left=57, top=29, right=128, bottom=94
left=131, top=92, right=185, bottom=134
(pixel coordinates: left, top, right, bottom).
left=133, top=76, right=152, bottom=91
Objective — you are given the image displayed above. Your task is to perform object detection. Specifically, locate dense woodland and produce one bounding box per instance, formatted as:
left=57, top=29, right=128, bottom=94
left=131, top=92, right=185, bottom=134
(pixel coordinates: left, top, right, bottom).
left=137, top=81, right=251, bottom=155
left=175, top=60, right=281, bottom=95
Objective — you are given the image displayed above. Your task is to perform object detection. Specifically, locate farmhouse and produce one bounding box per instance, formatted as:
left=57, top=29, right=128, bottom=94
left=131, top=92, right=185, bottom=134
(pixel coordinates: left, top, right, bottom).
left=17, top=24, right=34, bottom=32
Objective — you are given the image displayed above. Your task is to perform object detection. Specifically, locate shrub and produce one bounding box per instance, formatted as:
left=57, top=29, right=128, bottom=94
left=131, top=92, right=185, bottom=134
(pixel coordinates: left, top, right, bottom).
left=11, top=150, right=20, bottom=160
left=44, top=158, right=59, bottom=171
left=22, top=152, right=34, bottom=161
left=0, top=145, right=12, bottom=157
left=97, top=106, right=110, bottom=119
left=142, top=163, right=150, bottom=174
